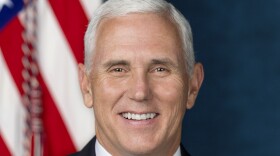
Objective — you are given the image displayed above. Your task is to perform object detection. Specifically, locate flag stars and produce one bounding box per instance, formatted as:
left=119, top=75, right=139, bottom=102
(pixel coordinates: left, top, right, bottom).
left=0, top=0, right=13, bottom=12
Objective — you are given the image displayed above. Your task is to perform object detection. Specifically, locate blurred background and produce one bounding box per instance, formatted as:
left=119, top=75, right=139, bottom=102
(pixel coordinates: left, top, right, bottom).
left=171, top=0, right=280, bottom=156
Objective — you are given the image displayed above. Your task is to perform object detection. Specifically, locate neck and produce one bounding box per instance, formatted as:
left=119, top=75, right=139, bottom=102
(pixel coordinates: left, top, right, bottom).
left=95, top=126, right=182, bottom=156
left=96, top=138, right=181, bottom=156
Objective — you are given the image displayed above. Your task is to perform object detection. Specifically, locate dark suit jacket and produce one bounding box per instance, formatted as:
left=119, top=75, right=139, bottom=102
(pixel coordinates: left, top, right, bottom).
left=70, top=136, right=190, bottom=156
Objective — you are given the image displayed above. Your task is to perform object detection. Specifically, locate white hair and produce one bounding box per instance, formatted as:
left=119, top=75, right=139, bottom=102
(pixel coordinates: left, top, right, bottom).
left=84, top=0, right=195, bottom=75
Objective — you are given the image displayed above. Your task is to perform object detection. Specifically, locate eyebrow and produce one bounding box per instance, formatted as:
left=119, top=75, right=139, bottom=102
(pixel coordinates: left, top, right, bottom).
left=103, top=60, right=130, bottom=69
left=150, top=58, right=177, bottom=68
left=102, top=58, right=178, bottom=69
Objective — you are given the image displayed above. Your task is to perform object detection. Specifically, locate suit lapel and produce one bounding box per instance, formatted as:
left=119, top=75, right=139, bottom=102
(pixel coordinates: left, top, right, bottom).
left=69, top=137, right=96, bottom=156
left=180, top=144, right=191, bottom=156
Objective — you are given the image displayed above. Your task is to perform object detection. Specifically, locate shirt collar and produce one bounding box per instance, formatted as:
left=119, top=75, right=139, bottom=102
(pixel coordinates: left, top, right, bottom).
left=174, top=146, right=181, bottom=156
left=95, top=139, right=111, bottom=156
left=95, top=139, right=181, bottom=156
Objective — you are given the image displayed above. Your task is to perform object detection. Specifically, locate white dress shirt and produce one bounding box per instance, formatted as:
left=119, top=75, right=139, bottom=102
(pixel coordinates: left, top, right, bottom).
left=95, top=139, right=181, bottom=156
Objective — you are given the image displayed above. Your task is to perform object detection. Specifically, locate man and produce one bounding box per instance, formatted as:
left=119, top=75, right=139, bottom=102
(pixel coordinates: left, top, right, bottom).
left=72, top=0, right=204, bottom=155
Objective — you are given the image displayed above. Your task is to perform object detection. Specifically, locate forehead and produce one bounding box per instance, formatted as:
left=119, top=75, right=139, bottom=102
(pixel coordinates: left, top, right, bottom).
left=93, top=13, right=184, bottom=65
left=96, top=13, right=180, bottom=42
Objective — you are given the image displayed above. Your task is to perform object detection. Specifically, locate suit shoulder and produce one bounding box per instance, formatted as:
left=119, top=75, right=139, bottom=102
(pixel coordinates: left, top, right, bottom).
left=68, top=137, right=96, bottom=156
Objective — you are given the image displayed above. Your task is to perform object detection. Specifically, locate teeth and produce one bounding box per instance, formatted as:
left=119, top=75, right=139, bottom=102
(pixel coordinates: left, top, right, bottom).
left=135, top=114, right=140, bottom=120
left=121, top=112, right=157, bottom=120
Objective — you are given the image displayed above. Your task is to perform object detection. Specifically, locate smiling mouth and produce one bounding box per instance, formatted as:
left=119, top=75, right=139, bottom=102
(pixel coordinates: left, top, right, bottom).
left=121, top=112, right=158, bottom=120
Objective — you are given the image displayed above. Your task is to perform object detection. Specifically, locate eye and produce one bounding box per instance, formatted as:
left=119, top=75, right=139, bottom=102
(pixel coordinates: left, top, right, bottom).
left=155, top=67, right=166, bottom=72
left=112, top=68, right=125, bottom=72
left=151, top=66, right=170, bottom=77
left=108, top=66, right=128, bottom=77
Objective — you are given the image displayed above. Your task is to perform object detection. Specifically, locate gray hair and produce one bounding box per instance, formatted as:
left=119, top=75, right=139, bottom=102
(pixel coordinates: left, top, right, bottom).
left=84, top=0, right=195, bottom=75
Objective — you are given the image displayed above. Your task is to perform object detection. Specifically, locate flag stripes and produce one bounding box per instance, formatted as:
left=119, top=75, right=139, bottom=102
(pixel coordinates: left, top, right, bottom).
left=0, top=47, right=26, bottom=156
left=0, top=0, right=102, bottom=155
left=48, top=0, right=88, bottom=63
left=36, top=0, right=94, bottom=150
left=0, top=135, right=11, bottom=156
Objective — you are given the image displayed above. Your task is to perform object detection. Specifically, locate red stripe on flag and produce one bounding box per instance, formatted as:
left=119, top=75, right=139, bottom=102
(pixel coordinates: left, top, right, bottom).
left=39, top=74, right=76, bottom=156
left=0, top=17, right=24, bottom=95
left=0, top=134, right=11, bottom=156
left=0, top=17, right=76, bottom=155
left=48, top=0, right=88, bottom=63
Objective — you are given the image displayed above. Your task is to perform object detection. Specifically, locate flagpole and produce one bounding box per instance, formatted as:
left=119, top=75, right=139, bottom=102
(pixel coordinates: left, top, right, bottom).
left=22, top=0, right=43, bottom=155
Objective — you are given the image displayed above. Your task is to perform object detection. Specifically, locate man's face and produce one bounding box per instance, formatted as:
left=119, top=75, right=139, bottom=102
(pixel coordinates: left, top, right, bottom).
left=79, top=13, right=202, bottom=156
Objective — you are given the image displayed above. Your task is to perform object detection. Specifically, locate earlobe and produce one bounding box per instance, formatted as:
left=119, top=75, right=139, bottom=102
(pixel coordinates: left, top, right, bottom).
left=186, top=63, right=204, bottom=109
left=78, top=63, right=94, bottom=108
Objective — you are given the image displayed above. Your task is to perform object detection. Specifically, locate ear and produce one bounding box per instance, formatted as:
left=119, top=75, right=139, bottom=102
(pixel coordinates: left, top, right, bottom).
left=78, top=63, right=93, bottom=108
left=186, top=63, right=204, bottom=109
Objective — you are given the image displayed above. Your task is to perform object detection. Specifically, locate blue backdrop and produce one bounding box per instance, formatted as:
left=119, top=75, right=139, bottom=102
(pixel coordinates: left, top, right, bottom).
left=167, top=0, right=280, bottom=155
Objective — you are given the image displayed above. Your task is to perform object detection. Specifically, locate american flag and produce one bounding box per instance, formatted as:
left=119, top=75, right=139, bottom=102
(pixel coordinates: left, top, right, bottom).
left=0, top=0, right=102, bottom=155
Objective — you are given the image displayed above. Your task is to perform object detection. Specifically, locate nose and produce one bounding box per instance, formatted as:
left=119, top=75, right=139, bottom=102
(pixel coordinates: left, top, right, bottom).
left=128, top=69, right=151, bottom=101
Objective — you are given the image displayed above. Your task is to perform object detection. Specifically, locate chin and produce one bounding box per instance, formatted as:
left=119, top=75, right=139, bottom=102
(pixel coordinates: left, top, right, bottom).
left=120, top=137, right=161, bottom=155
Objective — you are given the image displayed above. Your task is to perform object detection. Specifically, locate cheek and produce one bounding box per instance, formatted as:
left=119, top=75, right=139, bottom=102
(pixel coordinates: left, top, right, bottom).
left=91, top=76, right=127, bottom=109
left=152, top=77, right=187, bottom=121
left=153, top=76, right=187, bottom=105
left=90, top=76, right=128, bottom=131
